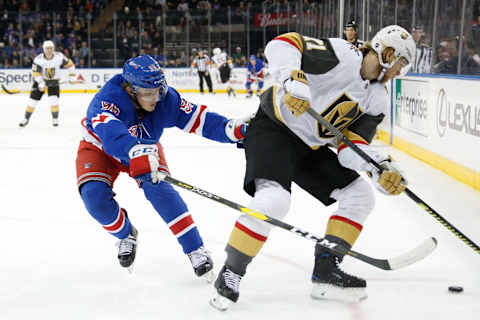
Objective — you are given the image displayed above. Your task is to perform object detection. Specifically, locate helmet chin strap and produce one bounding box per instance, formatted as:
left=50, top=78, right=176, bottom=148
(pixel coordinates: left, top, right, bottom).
left=377, top=67, right=387, bottom=81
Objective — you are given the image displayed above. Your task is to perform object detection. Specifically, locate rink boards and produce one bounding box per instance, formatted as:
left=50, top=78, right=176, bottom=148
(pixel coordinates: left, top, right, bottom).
left=379, top=75, right=480, bottom=191
left=0, top=67, right=274, bottom=94
left=1, top=68, right=479, bottom=191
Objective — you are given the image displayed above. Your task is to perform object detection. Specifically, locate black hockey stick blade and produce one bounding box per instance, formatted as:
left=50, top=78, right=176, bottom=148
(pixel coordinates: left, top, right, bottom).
left=305, top=108, right=480, bottom=255
left=2, top=84, right=19, bottom=94
left=164, top=176, right=437, bottom=270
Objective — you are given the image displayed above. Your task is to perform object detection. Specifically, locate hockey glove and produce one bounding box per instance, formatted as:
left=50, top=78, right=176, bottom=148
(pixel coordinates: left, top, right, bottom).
left=282, top=70, right=311, bottom=117
left=35, top=77, right=45, bottom=91
left=225, top=112, right=256, bottom=142
left=367, top=156, right=407, bottom=195
left=128, top=144, right=168, bottom=183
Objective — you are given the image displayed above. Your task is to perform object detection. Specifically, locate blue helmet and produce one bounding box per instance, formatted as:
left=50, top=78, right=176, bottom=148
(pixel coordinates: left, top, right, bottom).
left=122, top=55, right=166, bottom=89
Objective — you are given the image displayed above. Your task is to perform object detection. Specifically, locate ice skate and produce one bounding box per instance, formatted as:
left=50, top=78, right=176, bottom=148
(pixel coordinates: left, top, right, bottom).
left=246, top=92, right=253, bottom=98
left=311, top=251, right=367, bottom=302
left=52, top=118, right=59, bottom=127
left=210, top=266, right=242, bottom=311
left=187, top=246, right=214, bottom=282
left=117, top=225, right=138, bottom=273
left=19, top=118, right=29, bottom=127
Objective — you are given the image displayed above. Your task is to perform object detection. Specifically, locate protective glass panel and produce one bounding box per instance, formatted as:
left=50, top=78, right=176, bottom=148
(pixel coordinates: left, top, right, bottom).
left=409, top=0, right=436, bottom=74
left=433, top=0, right=464, bottom=74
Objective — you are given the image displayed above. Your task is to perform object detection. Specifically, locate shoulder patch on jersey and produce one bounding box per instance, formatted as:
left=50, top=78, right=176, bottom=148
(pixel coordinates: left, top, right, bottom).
left=273, top=32, right=304, bottom=53
left=179, top=98, right=194, bottom=114
left=101, top=101, right=121, bottom=116
left=301, top=38, right=339, bottom=74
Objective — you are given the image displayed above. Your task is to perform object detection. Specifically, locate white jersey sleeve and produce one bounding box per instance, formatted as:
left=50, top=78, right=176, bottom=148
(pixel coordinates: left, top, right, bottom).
left=264, top=37, right=302, bottom=84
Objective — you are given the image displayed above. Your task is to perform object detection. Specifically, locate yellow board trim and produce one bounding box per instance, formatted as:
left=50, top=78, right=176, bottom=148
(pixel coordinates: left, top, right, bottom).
left=377, top=129, right=480, bottom=192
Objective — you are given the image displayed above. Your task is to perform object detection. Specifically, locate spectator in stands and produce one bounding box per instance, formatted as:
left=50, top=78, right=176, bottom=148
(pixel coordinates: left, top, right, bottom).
left=432, top=40, right=457, bottom=74
left=232, top=46, right=244, bottom=66
left=458, top=40, right=480, bottom=75
left=152, top=46, right=164, bottom=66
left=79, top=41, right=89, bottom=61
left=178, top=0, right=189, bottom=13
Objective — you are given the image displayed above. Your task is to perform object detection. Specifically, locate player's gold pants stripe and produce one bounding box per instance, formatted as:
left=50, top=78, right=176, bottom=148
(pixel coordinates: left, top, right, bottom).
left=326, top=215, right=362, bottom=246
left=51, top=105, right=59, bottom=112
left=228, top=222, right=266, bottom=257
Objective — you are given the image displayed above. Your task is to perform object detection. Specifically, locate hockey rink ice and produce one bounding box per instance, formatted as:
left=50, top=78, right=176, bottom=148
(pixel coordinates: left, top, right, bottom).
left=1, top=91, right=479, bottom=320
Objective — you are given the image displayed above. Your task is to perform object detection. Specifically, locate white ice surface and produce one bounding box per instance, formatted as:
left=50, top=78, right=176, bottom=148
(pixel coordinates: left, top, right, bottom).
left=0, top=92, right=479, bottom=320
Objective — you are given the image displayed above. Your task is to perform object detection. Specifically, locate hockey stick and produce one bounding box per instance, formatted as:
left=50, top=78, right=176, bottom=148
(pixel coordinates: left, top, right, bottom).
left=305, top=107, right=480, bottom=255
left=164, top=175, right=437, bottom=271
left=2, top=80, right=83, bottom=95
left=2, top=84, right=29, bottom=94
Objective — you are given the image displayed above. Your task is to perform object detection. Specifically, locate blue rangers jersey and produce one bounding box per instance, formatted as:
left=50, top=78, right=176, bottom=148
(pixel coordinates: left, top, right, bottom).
left=247, top=58, right=265, bottom=80
left=81, top=74, right=234, bottom=165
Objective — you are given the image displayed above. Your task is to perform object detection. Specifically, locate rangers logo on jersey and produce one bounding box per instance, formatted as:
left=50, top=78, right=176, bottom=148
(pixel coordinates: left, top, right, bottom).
left=180, top=98, right=194, bottom=114
left=128, top=125, right=138, bottom=137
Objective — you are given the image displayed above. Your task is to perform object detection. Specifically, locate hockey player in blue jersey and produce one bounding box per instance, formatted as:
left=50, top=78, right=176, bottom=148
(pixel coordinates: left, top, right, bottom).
left=245, top=55, right=265, bottom=98
left=75, top=55, right=251, bottom=278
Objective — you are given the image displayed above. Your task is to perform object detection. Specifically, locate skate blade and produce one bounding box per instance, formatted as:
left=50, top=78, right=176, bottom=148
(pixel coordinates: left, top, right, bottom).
left=127, top=265, right=135, bottom=274
left=209, top=293, right=232, bottom=311
left=201, top=269, right=216, bottom=283
left=311, top=283, right=368, bottom=303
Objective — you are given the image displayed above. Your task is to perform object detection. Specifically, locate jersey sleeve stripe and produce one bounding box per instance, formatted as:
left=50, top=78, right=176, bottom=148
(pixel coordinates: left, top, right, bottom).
left=337, top=140, right=368, bottom=153
left=273, top=33, right=303, bottom=52
left=91, top=112, right=119, bottom=129
left=189, top=104, right=207, bottom=134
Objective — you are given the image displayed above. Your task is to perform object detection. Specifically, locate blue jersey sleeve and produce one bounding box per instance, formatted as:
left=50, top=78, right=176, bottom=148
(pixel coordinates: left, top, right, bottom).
left=164, top=88, right=233, bottom=143
left=88, top=103, right=138, bottom=162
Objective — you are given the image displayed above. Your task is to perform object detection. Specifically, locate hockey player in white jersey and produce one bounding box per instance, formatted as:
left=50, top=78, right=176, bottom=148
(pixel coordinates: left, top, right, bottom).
left=19, top=40, right=76, bottom=127
left=211, top=48, right=236, bottom=97
left=210, top=25, right=415, bottom=310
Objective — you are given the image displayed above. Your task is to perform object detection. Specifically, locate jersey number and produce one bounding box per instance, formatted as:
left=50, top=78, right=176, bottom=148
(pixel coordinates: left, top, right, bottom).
left=304, top=36, right=327, bottom=51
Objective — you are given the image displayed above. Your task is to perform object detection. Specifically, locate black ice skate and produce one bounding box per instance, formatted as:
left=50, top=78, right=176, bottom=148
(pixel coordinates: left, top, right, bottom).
left=311, top=248, right=367, bottom=302
left=19, top=118, right=29, bottom=127
left=210, top=265, right=242, bottom=311
left=52, top=118, right=59, bottom=127
left=117, top=225, right=138, bottom=273
left=187, top=246, right=214, bottom=282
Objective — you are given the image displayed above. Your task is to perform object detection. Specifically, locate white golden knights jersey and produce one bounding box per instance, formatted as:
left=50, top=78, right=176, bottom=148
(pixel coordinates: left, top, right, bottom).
left=32, top=52, right=74, bottom=83
left=212, top=52, right=229, bottom=68
left=263, top=32, right=386, bottom=151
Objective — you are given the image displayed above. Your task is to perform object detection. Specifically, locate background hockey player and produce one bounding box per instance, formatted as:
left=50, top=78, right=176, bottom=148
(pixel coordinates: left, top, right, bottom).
left=343, top=20, right=365, bottom=48
left=75, top=55, right=252, bottom=278
left=211, top=47, right=236, bottom=97
left=191, top=50, right=214, bottom=94
left=19, top=40, right=76, bottom=127
left=245, top=55, right=265, bottom=98
left=210, top=26, right=415, bottom=310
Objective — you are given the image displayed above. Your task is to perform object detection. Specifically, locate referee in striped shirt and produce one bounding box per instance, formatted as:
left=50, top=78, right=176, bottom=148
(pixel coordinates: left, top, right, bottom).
left=192, top=50, right=214, bottom=94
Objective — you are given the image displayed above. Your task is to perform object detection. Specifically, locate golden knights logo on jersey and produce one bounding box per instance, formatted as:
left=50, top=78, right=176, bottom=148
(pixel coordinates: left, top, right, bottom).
left=45, top=67, right=56, bottom=79
left=318, top=94, right=363, bottom=138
